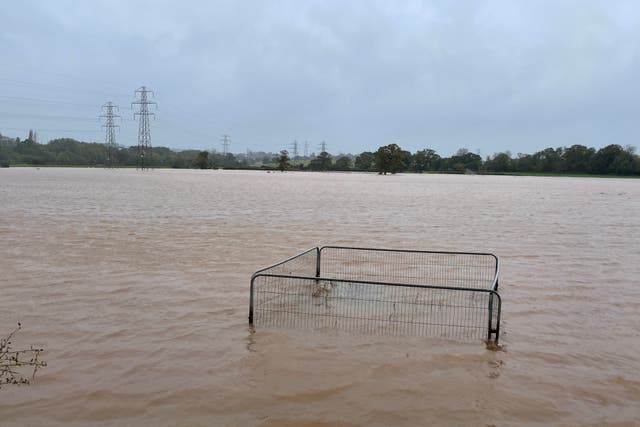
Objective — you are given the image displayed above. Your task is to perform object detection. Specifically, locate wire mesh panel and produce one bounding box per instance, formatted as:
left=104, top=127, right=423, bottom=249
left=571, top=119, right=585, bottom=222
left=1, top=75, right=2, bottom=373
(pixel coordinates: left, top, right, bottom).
left=319, top=246, right=498, bottom=290
left=249, top=246, right=501, bottom=342
left=252, top=276, right=498, bottom=340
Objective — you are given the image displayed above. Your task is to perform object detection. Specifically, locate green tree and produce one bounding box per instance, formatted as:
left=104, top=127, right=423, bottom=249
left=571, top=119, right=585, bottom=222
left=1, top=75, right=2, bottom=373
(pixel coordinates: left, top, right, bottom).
left=14, top=139, right=54, bottom=165
left=222, top=153, right=240, bottom=168
left=532, top=147, right=563, bottom=172
left=333, top=156, right=352, bottom=171
left=400, top=150, right=413, bottom=171
left=446, top=148, right=482, bottom=173
left=590, top=144, right=638, bottom=175
left=193, top=151, right=210, bottom=169
left=412, top=150, right=427, bottom=172
left=309, top=151, right=332, bottom=171
left=208, top=152, right=224, bottom=168
left=0, top=146, right=11, bottom=167
left=354, top=151, right=375, bottom=171
left=172, top=156, right=187, bottom=168
left=412, top=148, right=441, bottom=172
left=374, top=143, right=405, bottom=174
left=485, top=152, right=513, bottom=172
left=277, top=150, right=290, bottom=171
left=513, top=153, right=534, bottom=172
left=563, top=145, right=595, bottom=173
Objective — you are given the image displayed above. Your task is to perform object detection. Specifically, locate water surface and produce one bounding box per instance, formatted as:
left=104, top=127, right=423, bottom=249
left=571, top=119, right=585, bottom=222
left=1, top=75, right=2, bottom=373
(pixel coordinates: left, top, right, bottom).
left=1, top=168, right=639, bottom=426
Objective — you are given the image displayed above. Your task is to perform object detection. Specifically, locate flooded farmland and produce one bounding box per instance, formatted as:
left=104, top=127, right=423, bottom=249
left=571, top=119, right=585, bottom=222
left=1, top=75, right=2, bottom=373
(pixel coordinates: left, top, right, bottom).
left=1, top=168, right=639, bottom=426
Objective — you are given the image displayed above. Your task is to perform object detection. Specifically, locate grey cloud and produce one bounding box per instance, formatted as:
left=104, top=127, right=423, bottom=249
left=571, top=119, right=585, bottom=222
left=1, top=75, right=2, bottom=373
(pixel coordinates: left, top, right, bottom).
left=1, top=0, right=639, bottom=155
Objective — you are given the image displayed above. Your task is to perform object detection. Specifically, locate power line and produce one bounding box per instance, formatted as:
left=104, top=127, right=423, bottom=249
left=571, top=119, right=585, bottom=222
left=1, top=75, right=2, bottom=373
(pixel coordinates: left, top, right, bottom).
left=0, top=77, right=130, bottom=98
left=0, top=95, right=97, bottom=108
left=0, top=111, right=100, bottom=121
left=0, top=126, right=101, bottom=133
left=100, top=102, right=121, bottom=168
left=131, top=86, right=157, bottom=170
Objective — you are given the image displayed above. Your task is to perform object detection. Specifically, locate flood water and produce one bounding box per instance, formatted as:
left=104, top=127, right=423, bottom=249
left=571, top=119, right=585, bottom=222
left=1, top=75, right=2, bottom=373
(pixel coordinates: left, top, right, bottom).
left=1, top=168, right=639, bottom=426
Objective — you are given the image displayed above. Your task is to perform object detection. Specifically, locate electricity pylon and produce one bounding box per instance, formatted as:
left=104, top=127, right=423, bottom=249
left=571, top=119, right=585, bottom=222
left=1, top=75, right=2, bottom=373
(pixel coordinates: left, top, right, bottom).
left=100, top=102, right=120, bottom=168
left=290, top=140, right=299, bottom=157
left=221, top=134, right=231, bottom=155
left=131, top=86, right=157, bottom=170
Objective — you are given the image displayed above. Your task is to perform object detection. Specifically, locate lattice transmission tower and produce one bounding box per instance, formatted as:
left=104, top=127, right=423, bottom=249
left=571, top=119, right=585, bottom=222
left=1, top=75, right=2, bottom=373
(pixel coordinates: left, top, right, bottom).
left=221, top=134, right=231, bottom=155
left=319, top=140, right=327, bottom=153
left=100, top=102, right=120, bottom=168
left=290, top=140, right=299, bottom=158
left=131, top=86, right=157, bottom=170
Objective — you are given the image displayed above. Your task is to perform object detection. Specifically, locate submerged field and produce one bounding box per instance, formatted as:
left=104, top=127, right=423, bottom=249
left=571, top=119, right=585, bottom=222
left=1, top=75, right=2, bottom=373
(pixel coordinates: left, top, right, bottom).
left=1, top=168, right=639, bottom=426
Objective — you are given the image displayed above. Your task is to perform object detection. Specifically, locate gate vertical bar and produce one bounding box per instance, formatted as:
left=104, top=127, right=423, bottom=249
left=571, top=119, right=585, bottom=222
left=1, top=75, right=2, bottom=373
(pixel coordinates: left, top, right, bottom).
left=315, top=247, right=321, bottom=278
left=249, top=277, right=255, bottom=324
left=487, top=293, right=494, bottom=341
left=493, top=292, right=501, bottom=343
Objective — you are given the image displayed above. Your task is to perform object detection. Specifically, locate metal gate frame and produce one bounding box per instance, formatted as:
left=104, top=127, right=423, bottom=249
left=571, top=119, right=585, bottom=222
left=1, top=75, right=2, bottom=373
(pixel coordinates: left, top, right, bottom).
left=249, top=246, right=501, bottom=343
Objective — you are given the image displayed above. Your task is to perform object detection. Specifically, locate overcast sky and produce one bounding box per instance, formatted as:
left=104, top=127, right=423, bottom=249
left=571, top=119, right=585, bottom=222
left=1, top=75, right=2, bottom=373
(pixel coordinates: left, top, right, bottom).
left=1, top=0, right=639, bottom=155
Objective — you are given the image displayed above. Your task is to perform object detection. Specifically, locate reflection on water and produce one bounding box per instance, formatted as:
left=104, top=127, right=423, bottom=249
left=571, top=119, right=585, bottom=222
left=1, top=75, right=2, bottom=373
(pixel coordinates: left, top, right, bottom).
left=1, top=168, right=639, bottom=426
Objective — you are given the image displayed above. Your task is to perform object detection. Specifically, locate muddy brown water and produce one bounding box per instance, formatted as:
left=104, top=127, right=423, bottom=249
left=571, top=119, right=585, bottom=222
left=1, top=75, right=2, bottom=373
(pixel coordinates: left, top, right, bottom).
left=1, top=168, right=639, bottom=426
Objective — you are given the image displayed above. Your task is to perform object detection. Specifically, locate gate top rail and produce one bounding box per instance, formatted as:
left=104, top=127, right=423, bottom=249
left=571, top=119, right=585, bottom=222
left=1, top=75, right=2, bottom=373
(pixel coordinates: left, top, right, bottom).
left=320, top=245, right=498, bottom=259
left=252, top=246, right=500, bottom=291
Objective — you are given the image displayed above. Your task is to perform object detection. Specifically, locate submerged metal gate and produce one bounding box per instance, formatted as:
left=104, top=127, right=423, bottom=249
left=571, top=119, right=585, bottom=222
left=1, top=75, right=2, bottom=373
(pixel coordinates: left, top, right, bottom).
left=249, top=246, right=501, bottom=343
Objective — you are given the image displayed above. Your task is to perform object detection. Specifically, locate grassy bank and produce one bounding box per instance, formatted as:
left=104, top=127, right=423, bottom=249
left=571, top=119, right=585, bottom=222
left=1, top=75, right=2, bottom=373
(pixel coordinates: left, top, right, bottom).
left=483, top=171, right=640, bottom=179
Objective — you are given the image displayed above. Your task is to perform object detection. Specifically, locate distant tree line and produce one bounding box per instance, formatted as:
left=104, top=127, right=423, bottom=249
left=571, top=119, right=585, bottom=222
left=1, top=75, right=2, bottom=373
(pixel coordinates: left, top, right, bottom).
left=482, top=145, right=640, bottom=175
left=295, top=143, right=640, bottom=176
left=1, top=131, right=638, bottom=176
left=0, top=135, right=250, bottom=169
